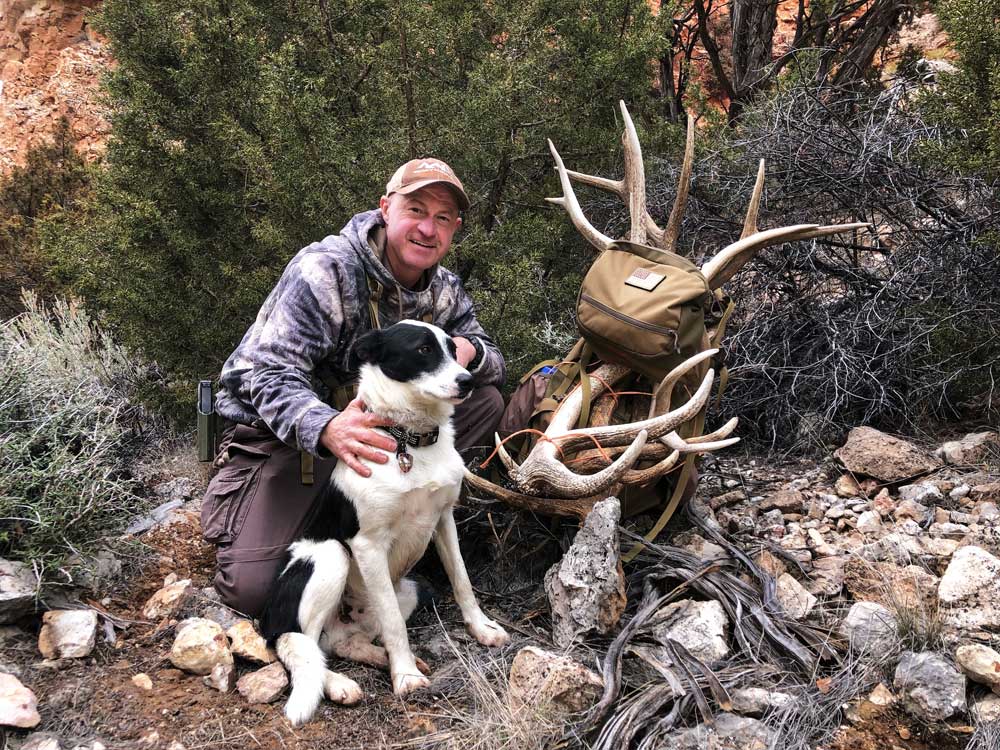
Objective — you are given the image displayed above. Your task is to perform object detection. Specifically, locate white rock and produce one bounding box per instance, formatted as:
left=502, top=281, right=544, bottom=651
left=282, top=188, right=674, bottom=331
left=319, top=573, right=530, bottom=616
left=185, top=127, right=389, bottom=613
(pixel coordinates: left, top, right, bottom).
left=131, top=673, right=153, bottom=691
left=651, top=599, right=729, bottom=664
left=0, top=672, right=41, bottom=728
left=840, top=602, right=898, bottom=653
left=508, top=646, right=603, bottom=714
left=21, top=735, right=62, bottom=750
left=955, top=643, right=1000, bottom=694
left=141, top=579, right=192, bottom=621
left=202, top=660, right=236, bottom=692
left=776, top=574, right=817, bottom=620
left=544, top=498, right=626, bottom=647
left=856, top=510, right=882, bottom=534
left=169, top=617, right=233, bottom=676
left=656, top=712, right=774, bottom=749
left=37, top=610, right=98, bottom=659
left=936, top=432, right=1000, bottom=465
left=236, top=662, right=288, bottom=704
left=898, top=481, right=943, bottom=505
left=950, top=484, right=971, bottom=500
left=894, top=650, right=966, bottom=721
left=730, top=687, right=795, bottom=717
left=939, top=546, right=1000, bottom=604
left=973, top=694, right=1000, bottom=722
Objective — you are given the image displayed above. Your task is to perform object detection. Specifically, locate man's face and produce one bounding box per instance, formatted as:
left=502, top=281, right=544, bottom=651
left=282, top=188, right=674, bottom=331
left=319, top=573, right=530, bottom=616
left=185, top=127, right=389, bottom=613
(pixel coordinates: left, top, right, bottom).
left=379, top=184, right=462, bottom=288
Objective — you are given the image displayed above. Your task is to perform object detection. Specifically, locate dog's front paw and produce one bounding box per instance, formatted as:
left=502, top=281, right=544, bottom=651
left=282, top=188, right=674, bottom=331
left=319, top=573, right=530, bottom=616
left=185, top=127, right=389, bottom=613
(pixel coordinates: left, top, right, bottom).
left=467, top=615, right=510, bottom=647
left=392, top=670, right=430, bottom=696
left=324, top=670, right=363, bottom=705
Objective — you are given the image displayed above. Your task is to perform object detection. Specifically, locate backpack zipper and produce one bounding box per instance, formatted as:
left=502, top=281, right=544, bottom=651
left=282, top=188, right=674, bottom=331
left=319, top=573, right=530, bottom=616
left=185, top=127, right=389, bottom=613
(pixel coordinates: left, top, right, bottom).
left=580, top=293, right=679, bottom=341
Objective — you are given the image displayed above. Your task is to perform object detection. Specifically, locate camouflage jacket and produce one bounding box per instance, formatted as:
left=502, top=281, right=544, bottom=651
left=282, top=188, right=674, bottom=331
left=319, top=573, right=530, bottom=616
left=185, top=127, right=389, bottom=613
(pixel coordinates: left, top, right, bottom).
left=215, top=209, right=506, bottom=455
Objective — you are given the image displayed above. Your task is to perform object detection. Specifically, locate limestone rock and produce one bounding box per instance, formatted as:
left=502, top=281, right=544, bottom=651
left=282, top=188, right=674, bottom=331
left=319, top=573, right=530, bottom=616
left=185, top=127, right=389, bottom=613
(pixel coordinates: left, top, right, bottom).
left=201, top=605, right=242, bottom=631
left=856, top=510, right=881, bottom=534
left=0, top=558, right=37, bottom=624
left=939, top=546, right=1000, bottom=604
left=0, top=671, right=41, bottom=728
left=21, top=734, right=62, bottom=750
left=808, top=556, right=847, bottom=597
left=169, top=618, right=234, bottom=676
left=936, top=432, right=1000, bottom=465
left=651, top=599, right=729, bottom=664
left=729, top=687, right=795, bottom=717
left=840, top=602, right=898, bottom=653
left=894, top=499, right=929, bottom=523
left=973, top=694, right=1000, bottom=722
left=955, top=643, right=1000, bottom=694
left=202, top=660, right=236, bottom=692
left=37, top=610, right=98, bottom=659
left=893, top=650, right=966, bottom=721
left=868, top=683, right=895, bottom=706
left=656, top=712, right=774, bottom=750
left=971, top=483, right=1000, bottom=503
left=227, top=620, right=275, bottom=664
left=508, top=646, right=603, bottom=715
left=776, top=574, right=817, bottom=620
left=834, top=427, right=941, bottom=482
left=141, top=579, right=193, bottom=621
left=237, top=662, right=288, bottom=704
left=835, top=474, right=860, bottom=498
left=898, top=481, right=943, bottom=505
left=759, top=490, right=804, bottom=513
left=131, top=673, right=153, bottom=691
left=544, top=498, right=626, bottom=647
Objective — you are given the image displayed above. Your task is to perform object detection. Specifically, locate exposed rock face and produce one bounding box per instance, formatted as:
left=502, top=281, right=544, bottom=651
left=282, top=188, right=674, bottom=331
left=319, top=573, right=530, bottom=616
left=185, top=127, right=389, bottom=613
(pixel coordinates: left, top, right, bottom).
left=0, top=671, right=41, bottom=727
left=37, top=609, right=98, bottom=659
left=834, top=427, right=941, bottom=482
left=651, top=599, right=729, bottom=664
left=544, top=498, right=626, bottom=647
left=508, top=646, right=603, bottom=715
left=0, top=0, right=112, bottom=174
left=0, top=557, right=37, bottom=623
left=893, top=651, right=966, bottom=721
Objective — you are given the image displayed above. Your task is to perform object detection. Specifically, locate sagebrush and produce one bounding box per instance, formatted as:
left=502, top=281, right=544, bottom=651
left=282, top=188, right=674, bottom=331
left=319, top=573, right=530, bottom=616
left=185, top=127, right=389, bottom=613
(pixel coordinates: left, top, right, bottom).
left=0, top=292, right=169, bottom=584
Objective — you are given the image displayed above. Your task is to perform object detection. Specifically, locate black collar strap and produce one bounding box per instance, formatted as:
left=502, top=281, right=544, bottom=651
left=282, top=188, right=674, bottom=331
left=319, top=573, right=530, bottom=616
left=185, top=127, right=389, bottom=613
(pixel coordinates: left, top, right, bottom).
left=379, top=424, right=440, bottom=448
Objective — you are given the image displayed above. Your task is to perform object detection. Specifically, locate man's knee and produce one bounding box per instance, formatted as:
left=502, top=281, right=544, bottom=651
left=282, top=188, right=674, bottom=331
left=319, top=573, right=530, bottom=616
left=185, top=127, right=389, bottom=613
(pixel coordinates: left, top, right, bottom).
left=213, top=551, right=283, bottom=619
left=453, top=385, right=504, bottom=455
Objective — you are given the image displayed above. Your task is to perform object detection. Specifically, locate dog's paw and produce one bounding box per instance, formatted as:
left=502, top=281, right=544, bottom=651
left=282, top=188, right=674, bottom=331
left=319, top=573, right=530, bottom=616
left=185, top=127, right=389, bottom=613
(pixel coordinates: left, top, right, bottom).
left=284, top=689, right=322, bottom=727
left=467, top=615, right=510, bottom=647
left=392, top=670, right=430, bottom=696
left=324, top=670, right=363, bottom=705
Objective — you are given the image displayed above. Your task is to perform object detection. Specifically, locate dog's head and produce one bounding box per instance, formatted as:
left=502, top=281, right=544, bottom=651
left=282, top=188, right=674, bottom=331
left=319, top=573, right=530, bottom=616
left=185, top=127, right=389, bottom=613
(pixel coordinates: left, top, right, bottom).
left=353, top=321, right=473, bottom=405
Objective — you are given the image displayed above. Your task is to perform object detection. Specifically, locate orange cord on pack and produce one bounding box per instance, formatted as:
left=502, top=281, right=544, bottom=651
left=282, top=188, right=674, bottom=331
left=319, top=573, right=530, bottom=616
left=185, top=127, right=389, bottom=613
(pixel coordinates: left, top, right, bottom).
left=479, top=428, right=615, bottom=469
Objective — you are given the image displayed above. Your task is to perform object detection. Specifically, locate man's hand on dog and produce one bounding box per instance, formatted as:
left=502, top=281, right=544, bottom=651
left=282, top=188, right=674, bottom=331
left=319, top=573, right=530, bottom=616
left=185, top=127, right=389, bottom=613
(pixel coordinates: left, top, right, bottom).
left=452, top=336, right=475, bottom=368
left=321, top=397, right=397, bottom=477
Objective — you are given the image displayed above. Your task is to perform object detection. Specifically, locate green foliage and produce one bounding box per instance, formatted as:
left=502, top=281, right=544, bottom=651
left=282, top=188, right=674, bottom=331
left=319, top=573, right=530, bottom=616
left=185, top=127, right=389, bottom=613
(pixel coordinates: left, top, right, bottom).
left=0, top=292, right=167, bottom=583
left=43, top=0, right=671, bottom=419
left=0, top=118, right=90, bottom=318
left=920, top=0, right=1000, bottom=178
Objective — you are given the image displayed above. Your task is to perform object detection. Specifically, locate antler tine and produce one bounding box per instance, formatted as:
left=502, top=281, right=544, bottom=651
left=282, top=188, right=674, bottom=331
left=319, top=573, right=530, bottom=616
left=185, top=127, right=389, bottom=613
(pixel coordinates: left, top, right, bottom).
left=661, top=113, right=695, bottom=254
left=741, top=159, right=766, bottom=240
left=702, top=222, right=871, bottom=290
left=493, top=434, right=521, bottom=474
left=661, top=416, right=740, bottom=454
left=511, top=430, right=651, bottom=498
left=621, top=449, right=681, bottom=486
left=557, top=364, right=718, bottom=451
left=547, top=139, right=613, bottom=253
left=619, top=100, right=648, bottom=245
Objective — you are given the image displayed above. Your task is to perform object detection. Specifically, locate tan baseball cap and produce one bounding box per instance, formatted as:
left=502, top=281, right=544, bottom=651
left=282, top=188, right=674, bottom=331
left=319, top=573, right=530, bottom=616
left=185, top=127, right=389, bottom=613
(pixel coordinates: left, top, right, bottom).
left=385, top=158, right=470, bottom=211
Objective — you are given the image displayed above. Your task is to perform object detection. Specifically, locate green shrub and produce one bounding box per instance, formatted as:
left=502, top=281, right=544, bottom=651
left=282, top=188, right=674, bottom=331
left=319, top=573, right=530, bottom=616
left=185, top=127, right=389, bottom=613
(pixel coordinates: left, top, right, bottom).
left=0, top=292, right=169, bottom=583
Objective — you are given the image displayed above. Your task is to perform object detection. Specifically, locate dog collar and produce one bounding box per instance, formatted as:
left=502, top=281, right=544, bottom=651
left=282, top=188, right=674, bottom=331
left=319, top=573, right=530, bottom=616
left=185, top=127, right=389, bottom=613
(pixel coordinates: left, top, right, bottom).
left=377, top=425, right=440, bottom=474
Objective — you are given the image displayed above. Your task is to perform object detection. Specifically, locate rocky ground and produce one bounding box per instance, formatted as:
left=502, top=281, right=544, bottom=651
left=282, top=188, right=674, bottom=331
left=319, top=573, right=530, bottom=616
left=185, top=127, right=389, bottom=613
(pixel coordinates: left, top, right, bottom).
left=2, top=427, right=1000, bottom=750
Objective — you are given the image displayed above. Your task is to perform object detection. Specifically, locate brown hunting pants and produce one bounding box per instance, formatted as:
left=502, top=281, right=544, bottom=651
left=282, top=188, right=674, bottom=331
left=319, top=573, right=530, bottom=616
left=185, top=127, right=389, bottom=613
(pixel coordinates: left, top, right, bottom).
left=200, top=386, right=504, bottom=618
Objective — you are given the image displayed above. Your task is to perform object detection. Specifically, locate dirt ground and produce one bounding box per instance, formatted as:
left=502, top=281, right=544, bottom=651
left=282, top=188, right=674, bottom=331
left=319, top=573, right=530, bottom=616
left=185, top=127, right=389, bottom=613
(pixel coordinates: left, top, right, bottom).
left=2, top=450, right=983, bottom=750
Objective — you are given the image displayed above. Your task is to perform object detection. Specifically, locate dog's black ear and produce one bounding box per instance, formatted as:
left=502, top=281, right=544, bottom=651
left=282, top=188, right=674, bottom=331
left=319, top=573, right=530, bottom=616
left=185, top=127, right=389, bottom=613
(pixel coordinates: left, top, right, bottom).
left=352, top=329, right=382, bottom=366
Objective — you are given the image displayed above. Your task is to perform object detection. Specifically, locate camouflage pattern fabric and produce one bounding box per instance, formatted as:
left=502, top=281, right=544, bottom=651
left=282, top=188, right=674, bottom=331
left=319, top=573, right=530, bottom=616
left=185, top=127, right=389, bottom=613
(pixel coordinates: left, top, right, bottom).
left=215, top=209, right=505, bottom=456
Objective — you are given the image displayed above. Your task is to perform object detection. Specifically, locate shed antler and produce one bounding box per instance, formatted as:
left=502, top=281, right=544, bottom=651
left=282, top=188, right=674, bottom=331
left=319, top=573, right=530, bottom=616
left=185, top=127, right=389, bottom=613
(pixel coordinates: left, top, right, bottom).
left=467, top=102, right=868, bottom=510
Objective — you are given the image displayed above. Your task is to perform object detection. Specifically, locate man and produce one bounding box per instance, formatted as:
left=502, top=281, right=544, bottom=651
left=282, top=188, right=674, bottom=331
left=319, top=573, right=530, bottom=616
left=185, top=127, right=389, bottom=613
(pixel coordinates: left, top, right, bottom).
left=201, top=158, right=505, bottom=617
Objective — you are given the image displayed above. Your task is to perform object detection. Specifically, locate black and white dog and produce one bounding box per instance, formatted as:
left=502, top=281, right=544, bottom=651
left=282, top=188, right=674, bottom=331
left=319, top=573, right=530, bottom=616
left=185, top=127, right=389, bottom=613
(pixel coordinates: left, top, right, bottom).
left=259, top=321, right=509, bottom=726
